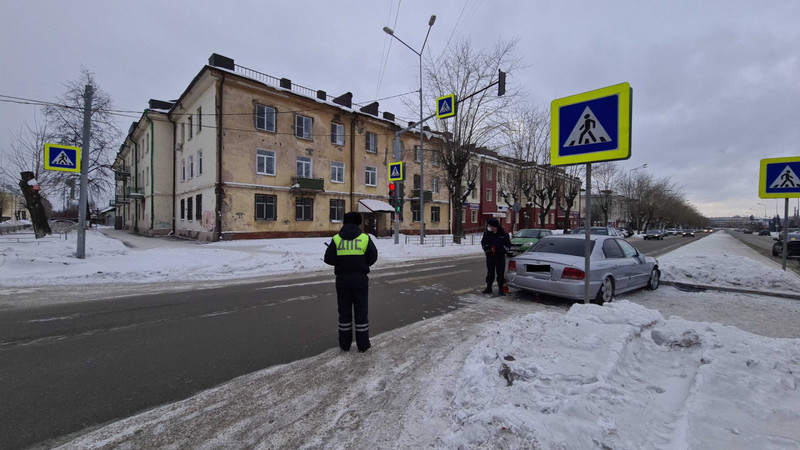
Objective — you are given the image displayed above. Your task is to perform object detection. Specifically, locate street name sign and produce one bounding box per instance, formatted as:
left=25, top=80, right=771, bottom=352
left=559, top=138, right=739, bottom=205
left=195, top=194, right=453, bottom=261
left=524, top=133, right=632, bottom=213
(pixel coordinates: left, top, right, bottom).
left=388, top=162, right=405, bottom=182
left=550, top=82, right=632, bottom=165
left=759, top=157, right=800, bottom=198
left=436, top=94, right=456, bottom=119
left=44, top=143, right=81, bottom=172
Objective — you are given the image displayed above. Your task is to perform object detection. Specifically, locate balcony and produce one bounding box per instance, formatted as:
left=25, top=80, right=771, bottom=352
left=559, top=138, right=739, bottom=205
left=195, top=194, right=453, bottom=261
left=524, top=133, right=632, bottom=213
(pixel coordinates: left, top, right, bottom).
left=114, top=164, right=131, bottom=180
left=291, top=177, right=325, bottom=192
left=126, top=186, right=144, bottom=199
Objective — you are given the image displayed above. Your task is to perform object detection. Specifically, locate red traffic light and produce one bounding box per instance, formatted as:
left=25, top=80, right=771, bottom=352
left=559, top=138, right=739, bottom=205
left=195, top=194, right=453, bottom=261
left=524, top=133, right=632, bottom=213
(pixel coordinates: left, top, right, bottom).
left=389, top=183, right=395, bottom=191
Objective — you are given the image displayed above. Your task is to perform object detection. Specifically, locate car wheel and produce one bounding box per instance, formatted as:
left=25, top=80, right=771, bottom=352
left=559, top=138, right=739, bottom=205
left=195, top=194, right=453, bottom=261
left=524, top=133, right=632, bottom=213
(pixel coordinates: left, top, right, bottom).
left=595, top=276, right=614, bottom=304
left=646, top=268, right=660, bottom=290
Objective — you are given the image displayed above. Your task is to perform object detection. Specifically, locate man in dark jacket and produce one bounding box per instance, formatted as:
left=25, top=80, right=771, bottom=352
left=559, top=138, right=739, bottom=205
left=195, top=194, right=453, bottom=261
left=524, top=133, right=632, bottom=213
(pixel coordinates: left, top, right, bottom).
left=481, top=217, right=512, bottom=295
left=324, top=211, right=379, bottom=352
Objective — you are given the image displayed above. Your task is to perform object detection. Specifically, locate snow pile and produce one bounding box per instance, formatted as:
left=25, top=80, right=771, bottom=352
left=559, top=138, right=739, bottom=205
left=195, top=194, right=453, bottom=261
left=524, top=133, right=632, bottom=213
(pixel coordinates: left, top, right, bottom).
left=56, top=300, right=800, bottom=449
left=657, top=232, right=800, bottom=293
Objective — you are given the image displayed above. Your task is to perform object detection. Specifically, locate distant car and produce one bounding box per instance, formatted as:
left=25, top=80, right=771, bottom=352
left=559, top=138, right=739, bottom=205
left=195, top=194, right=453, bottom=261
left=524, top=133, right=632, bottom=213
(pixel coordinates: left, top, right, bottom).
left=758, top=230, right=771, bottom=236
left=772, top=233, right=800, bottom=259
left=704, top=228, right=714, bottom=233
left=619, top=227, right=635, bottom=238
left=508, top=228, right=553, bottom=255
left=743, top=229, right=754, bottom=234
left=682, top=229, right=696, bottom=237
left=507, top=235, right=660, bottom=304
left=570, top=227, right=620, bottom=237
left=643, top=229, right=664, bottom=240
left=665, top=228, right=677, bottom=236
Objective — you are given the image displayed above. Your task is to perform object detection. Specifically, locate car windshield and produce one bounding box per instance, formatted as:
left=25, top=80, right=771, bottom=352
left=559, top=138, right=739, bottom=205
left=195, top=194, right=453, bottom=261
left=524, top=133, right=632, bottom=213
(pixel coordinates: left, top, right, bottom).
left=572, top=227, right=610, bottom=235
left=646, top=230, right=659, bottom=234
left=516, top=229, right=540, bottom=238
left=530, top=237, right=595, bottom=257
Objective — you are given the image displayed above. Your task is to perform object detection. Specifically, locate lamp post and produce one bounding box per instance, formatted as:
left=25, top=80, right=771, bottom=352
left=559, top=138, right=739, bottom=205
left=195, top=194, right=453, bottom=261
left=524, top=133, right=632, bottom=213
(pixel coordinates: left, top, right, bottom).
left=757, top=202, right=766, bottom=219
left=627, top=164, right=646, bottom=230
left=383, top=15, right=436, bottom=244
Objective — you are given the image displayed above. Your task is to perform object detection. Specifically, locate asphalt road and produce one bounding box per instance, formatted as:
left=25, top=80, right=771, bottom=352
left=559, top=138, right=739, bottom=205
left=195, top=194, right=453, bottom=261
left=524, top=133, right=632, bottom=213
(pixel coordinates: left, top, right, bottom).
left=0, top=235, right=695, bottom=449
left=725, top=230, right=800, bottom=276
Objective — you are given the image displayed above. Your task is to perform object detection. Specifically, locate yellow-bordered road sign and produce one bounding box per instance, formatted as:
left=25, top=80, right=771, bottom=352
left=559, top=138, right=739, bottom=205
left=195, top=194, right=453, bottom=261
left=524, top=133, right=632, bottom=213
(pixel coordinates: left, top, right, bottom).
left=436, top=94, right=456, bottom=119
left=388, top=162, right=404, bottom=182
left=44, top=143, right=81, bottom=172
left=759, top=157, right=800, bottom=198
left=550, top=82, right=632, bottom=165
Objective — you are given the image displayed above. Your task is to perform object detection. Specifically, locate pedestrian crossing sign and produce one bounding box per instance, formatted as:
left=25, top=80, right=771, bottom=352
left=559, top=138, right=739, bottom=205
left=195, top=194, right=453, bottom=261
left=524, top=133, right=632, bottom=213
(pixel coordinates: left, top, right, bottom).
left=388, top=162, right=404, bottom=182
left=759, top=157, right=800, bottom=198
left=44, top=143, right=81, bottom=173
left=550, top=82, right=632, bottom=165
left=436, top=94, right=456, bottom=119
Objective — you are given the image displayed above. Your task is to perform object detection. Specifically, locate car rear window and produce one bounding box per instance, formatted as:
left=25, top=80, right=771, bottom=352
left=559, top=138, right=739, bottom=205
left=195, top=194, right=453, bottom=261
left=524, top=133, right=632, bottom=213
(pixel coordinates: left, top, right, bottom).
left=530, top=238, right=595, bottom=257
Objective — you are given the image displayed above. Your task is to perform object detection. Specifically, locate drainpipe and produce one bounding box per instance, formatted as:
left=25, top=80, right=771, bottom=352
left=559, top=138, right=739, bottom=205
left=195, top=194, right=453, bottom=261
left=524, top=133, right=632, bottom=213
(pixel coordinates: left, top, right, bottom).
left=144, top=109, right=155, bottom=231
left=214, top=72, right=226, bottom=241
left=133, top=137, right=139, bottom=233
left=171, top=116, right=177, bottom=235
left=349, top=114, right=356, bottom=211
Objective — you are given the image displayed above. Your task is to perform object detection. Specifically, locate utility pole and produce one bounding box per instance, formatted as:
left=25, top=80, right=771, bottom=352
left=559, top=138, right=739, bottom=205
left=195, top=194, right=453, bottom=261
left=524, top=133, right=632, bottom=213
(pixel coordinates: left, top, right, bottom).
left=77, top=84, right=92, bottom=259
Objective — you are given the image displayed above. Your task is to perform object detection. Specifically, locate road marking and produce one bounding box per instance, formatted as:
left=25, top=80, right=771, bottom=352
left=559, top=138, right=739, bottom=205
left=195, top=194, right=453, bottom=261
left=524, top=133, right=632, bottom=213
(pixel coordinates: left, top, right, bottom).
left=385, top=269, right=472, bottom=285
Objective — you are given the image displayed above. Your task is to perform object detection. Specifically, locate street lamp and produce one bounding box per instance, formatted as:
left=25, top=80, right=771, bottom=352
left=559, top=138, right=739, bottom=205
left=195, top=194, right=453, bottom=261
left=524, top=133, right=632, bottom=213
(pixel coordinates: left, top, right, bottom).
left=383, top=14, right=436, bottom=244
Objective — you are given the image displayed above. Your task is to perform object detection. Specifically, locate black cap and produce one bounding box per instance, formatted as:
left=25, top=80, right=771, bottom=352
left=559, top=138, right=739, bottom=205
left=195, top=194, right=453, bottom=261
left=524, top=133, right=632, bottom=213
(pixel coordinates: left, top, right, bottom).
left=343, top=212, right=362, bottom=226
left=487, top=218, right=500, bottom=227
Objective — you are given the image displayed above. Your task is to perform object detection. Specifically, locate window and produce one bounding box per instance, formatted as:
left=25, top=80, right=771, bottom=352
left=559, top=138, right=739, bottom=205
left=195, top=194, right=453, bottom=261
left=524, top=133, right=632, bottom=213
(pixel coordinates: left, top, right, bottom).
left=198, top=151, right=203, bottom=175
left=413, top=174, right=421, bottom=190
left=331, top=161, right=345, bottom=183
left=432, top=151, right=440, bottom=166
left=471, top=210, right=478, bottom=223
left=414, top=145, right=422, bottom=162
left=295, top=114, right=313, bottom=139
left=412, top=202, right=421, bottom=222
left=256, top=104, right=276, bottom=132
left=187, top=197, right=193, bottom=221
left=146, top=133, right=150, bottom=153
left=330, top=199, right=345, bottom=222
left=195, top=195, right=202, bottom=220
left=365, top=166, right=377, bottom=186
left=197, top=107, right=202, bottom=132
left=296, top=197, right=313, bottom=221
left=257, top=149, right=275, bottom=175
left=487, top=167, right=492, bottom=181
left=366, top=132, right=377, bottom=153
left=145, top=167, right=149, bottom=186
left=180, top=199, right=185, bottom=219
left=181, top=159, right=186, bottom=181
left=431, top=206, right=441, bottom=223
left=255, top=194, right=277, bottom=221
left=180, top=123, right=185, bottom=144
left=471, top=188, right=477, bottom=200
left=462, top=209, right=466, bottom=223
left=297, top=156, right=312, bottom=178
left=188, top=116, right=193, bottom=139
left=188, top=155, right=194, bottom=178
left=618, top=239, right=639, bottom=258
left=486, top=189, right=492, bottom=202
left=330, top=123, right=344, bottom=146
left=432, top=177, right=439, bottom=194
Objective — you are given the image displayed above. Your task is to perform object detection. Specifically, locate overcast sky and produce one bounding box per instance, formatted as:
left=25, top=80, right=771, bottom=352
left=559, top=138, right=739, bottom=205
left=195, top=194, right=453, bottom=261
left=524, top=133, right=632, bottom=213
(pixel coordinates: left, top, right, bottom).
left=2, top=0, right=799, bottom=218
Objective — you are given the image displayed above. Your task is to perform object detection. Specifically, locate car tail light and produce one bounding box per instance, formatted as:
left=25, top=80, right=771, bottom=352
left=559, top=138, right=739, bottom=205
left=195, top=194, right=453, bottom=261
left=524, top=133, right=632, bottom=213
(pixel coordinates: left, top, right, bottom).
left=508, top=261, right=517, bottom=271
left=562, top=267, right=585, bottom=280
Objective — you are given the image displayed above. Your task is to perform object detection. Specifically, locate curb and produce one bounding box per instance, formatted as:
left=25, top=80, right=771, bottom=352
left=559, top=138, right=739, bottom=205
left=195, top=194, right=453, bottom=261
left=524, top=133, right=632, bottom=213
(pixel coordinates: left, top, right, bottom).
left=661, top=280, right=800, bottom=301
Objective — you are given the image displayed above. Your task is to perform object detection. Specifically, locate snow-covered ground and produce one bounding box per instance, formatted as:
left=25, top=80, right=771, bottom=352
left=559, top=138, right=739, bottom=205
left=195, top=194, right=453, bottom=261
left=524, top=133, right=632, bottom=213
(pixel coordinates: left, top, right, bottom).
left=2, top=225, right=800, bottom=448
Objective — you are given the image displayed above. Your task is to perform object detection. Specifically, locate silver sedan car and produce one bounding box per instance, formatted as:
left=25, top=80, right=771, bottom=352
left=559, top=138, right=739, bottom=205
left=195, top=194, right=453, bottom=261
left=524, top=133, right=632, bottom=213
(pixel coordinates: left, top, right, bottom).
left=506, top=235, right=660, bottom=303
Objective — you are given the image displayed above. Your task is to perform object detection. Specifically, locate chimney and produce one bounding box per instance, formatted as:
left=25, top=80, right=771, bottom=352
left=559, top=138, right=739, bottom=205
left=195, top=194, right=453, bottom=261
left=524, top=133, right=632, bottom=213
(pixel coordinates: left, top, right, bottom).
left=359, top=102, right=379, bottom=117
left=333, top=92, right=353, bottom=108
left=208, top=53, right=234, bottom=70
left=317, top=90, right=327, bottom=101
left=280, top=78, right=292, bottom=89
left=382, top=112, right=395, bottom=121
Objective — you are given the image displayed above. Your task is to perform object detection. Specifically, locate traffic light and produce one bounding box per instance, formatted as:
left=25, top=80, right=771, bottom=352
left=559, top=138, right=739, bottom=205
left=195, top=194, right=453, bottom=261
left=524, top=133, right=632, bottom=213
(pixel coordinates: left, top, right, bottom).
left=398, top=182, right=405, bottom=205
left=498, top=69, right=506, bottom=96
left=388, top=182, right=396, bottom=207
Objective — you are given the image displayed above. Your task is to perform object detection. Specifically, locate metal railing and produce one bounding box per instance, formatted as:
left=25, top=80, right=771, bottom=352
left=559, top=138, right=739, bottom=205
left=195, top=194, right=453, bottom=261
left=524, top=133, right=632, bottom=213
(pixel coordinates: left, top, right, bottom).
left=401, top=233, right=482, bottom=247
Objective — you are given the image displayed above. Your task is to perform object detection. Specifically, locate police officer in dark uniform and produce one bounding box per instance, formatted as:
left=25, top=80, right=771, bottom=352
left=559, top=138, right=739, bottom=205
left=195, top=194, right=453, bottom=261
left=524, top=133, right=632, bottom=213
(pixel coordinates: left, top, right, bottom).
left=481, top=217, right=512, bottom=295
left=324, top=212, right=378, bottom=352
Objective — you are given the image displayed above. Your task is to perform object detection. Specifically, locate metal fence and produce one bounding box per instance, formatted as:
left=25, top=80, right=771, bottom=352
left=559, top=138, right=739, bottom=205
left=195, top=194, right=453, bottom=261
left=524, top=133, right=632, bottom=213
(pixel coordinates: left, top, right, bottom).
left=401, top=233, right=482, bottom=247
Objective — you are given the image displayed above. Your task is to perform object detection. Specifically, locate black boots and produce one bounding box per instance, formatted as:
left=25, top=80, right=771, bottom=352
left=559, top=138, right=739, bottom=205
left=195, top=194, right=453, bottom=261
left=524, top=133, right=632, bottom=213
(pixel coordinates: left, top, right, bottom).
left=356, top=331, right=371, bottom=353
left=497, top=282, right=506, bottom=296
left=482, top=284, right=493, bottom=294
left=339, top=330, right=352, bottom=352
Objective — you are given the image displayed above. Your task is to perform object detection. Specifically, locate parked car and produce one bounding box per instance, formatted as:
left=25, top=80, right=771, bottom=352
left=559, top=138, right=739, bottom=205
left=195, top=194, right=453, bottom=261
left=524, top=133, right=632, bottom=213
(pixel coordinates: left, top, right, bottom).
left=772, top=233, right=800, bottom=259
left=619, top=227, right=634, bottom=238
left=508, top=228, right=553, bottom=256
left=665, top=228, right=677, bottom=236
left=643, top=229, right=664, bottom=240
left=758, top=230, right=771, bottom=236
left=507, top=235, right=660, bottom=304
left=743, top=229, right=754, bottom=234
left=570, top=227, right=620, bottom=237
left=682, top=229, right=696, bottom=237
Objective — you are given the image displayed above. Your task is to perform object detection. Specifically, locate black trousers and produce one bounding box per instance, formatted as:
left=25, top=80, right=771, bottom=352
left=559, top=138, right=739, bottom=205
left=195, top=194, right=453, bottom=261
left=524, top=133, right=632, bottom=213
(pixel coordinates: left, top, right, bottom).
left=485, top=255, right=506, bottom=287
left=335, top=274, right=370, bottom=351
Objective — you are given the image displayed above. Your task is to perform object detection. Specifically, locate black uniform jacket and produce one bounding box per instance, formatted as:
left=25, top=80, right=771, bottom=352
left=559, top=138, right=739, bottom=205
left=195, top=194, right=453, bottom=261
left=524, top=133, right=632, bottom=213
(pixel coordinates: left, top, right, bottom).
left=324, top=223, right=379, bottom=275
left=481, top=228, right=512, bottom=258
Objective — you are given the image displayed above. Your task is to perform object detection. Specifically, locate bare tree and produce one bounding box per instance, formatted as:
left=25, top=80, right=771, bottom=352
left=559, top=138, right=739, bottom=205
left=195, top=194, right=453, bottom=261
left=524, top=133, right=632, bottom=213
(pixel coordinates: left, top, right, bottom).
left=424, top=38, right=524, bottom=242
left=559, top=164, right=584, bottom=232
left=591, top=162, right=621, bottom=226
left=42, top=68, right=122, bottom=211
left=0, top=113, right=54, bottom=197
